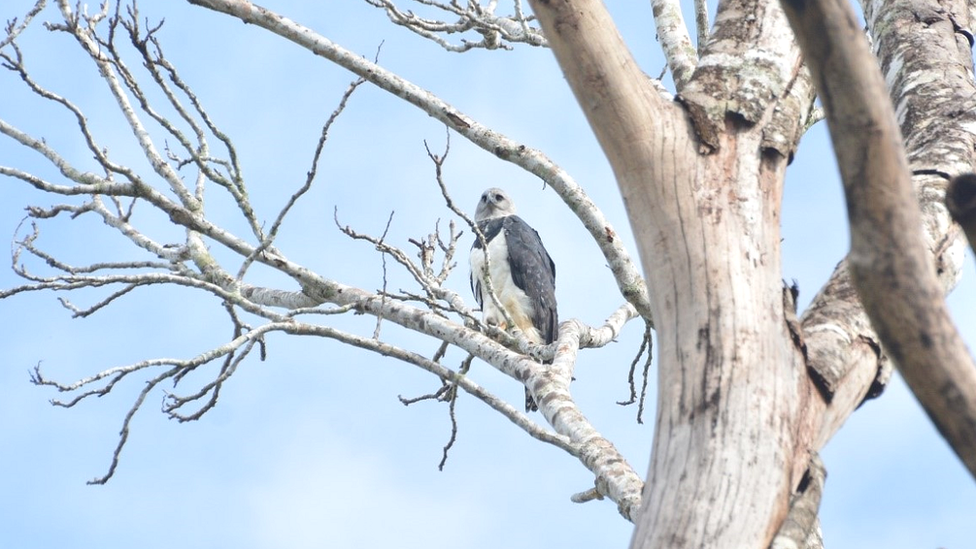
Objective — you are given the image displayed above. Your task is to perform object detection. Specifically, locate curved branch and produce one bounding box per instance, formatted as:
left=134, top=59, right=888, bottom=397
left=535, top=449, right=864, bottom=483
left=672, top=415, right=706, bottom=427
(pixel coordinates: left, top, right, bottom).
left=533, top=315, right=644, bottom=519
left=287, top=321, right=579, bottom=455
left=799, top=0, right=976, bottom=452
left=184, top=0, right=654, bottom=323
left=649, top=0, right=697, bottom=88
left=781, top=0, right=976, bottom=478
left=0, top=0, right=47, bottom=49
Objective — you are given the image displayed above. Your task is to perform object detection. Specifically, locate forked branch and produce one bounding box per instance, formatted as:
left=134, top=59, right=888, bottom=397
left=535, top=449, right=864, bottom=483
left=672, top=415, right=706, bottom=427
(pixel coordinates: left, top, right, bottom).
left=2, top=1, right=649, bottom=512
left=364, top=0, right=546, bottom=51
left=781, top=0, right=976, bottom=478
left=186, top=0, right=654, bottom=323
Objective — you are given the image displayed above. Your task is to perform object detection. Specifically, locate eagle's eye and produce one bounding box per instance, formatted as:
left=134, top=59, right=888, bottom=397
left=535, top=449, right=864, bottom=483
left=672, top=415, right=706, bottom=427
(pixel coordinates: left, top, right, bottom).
left=494, top=193, right=504, bottom=202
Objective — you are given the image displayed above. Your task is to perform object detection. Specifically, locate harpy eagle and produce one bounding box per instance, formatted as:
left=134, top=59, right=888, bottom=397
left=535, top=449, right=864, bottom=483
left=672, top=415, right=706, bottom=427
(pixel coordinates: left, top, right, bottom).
left=469, top=188, right=558, bottom=411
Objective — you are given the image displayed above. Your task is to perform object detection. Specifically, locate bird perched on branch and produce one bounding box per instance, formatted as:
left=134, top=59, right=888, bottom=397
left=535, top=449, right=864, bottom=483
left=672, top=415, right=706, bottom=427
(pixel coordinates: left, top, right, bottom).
left=469, top=187, right=558, bottom=412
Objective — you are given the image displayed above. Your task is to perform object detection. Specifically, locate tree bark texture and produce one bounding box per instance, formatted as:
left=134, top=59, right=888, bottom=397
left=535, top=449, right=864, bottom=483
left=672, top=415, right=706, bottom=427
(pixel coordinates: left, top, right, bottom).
left=783, top=0, right=976, bottom=477
left=528, top=0, right=816, bottom=546
left=530, top=0, right=976, bottom=546
left=796, top=0, right=976, bottom=451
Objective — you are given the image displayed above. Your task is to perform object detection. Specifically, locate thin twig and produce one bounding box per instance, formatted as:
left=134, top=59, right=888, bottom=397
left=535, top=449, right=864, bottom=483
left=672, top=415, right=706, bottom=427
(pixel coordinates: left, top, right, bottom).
left=238, top=74, right=367, bottom=280
left=0, top=0, right=48, bottom=50
left=373, top=211, right=395, bottom=339
left=426, top=132, right=515, bottom=332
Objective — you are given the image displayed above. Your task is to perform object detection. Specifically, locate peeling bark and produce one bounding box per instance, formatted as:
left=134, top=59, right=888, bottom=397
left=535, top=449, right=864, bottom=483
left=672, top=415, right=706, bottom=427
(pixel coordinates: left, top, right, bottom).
left=678, top=0, right=803, bottom=152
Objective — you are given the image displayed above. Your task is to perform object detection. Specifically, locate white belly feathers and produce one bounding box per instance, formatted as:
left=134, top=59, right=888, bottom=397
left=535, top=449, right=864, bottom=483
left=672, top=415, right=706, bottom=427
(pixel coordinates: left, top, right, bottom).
left=469, top=231, right=543, bottom=343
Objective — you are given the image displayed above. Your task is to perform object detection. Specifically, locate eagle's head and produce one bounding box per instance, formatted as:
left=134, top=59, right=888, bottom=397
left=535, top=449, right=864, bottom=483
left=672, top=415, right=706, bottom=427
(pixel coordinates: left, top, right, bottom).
left=475, top=187, right=517, bottom=221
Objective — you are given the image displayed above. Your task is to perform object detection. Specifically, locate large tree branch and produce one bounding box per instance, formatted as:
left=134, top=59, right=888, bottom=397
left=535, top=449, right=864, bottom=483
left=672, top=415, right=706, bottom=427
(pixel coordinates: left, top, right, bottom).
left=649, top=0, right=697, bottom=88
left=782, top=0, right=976, bottom=478
left=527, top=1, right=814, bottom=547
left=524, top=0, right=674, bottom=172
left=799, top=0, right=976, bottom=451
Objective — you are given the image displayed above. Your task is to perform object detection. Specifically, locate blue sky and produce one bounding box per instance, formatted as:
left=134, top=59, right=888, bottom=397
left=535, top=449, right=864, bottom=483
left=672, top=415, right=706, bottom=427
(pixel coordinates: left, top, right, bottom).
left=1, top=1, right=974, bottom=548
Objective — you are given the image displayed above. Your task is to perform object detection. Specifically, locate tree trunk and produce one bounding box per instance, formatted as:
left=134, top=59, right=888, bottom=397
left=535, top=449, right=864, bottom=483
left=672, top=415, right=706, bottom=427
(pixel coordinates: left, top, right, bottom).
left=528, top=0, right=815, bottom=546
left=627, top=118, right=813, bottom=547
left=530, top=0, right=976, bottom=545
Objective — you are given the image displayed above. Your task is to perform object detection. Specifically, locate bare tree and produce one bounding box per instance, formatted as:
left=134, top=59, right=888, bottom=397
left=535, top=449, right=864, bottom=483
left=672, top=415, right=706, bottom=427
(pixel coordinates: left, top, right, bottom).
left=2, top=0, right=974, bottom=548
